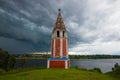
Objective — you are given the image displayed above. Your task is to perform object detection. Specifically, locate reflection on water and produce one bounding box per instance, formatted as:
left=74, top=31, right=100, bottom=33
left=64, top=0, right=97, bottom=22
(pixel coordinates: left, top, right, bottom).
left=14, top=59, right=120, bottom=73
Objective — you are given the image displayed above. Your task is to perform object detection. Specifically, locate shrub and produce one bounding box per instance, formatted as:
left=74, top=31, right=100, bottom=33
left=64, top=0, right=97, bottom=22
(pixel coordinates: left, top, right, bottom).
left=112, top=63, right=120, bottom=71
left=89, top=67, right=102, bottom=73
left=0, top=49, right=16, bottom=71
left=93, top=67, right=102, bottom=73
left=74, top=65, right=79, bottom=69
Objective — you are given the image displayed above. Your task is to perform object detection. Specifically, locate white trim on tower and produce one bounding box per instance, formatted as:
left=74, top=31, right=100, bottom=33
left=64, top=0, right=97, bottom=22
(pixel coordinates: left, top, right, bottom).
left=53, top=39, right=55, bottom=57
left=65, top=60, right=68, bottom=69
left=60, top=31, right=63, bottom=58
left=47, top=60, right=49, bottom=68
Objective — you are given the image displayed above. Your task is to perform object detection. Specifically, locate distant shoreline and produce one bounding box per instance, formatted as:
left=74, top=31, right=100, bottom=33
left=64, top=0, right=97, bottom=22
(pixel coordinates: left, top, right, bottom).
left=16, top=58, right=120, bottom=60
left=13, top=54, right=120, bottom=60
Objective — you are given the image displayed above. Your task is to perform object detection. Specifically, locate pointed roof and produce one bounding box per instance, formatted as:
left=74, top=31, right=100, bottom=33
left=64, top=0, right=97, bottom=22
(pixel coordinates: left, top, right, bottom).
left=53, top=9, right=66, bottom=31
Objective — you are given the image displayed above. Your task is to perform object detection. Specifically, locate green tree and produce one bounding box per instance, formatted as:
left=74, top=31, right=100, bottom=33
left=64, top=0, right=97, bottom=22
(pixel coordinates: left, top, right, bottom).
left=0, top=49, right=16, bottom=71
left=112, top=63, right=120, bottom=71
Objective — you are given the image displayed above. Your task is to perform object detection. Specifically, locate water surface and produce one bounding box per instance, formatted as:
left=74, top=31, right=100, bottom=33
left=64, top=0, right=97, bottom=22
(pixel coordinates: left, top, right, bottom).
left=15, top=59, right=120, bottom=73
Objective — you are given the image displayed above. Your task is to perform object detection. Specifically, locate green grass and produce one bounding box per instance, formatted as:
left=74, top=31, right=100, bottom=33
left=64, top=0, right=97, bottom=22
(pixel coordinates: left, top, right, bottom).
left=0, top=68, right=116, bottom=80
left=106, top=67, right=120, bottom=80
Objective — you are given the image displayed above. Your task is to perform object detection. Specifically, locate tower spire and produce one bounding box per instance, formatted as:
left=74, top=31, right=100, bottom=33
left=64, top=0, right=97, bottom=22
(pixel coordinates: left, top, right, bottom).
left=53, top=9, right=66, bottom=31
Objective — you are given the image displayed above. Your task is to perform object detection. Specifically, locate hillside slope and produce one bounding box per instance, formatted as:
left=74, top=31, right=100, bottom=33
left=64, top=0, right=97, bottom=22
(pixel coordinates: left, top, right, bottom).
left=0, top=68, right=115, bottom=80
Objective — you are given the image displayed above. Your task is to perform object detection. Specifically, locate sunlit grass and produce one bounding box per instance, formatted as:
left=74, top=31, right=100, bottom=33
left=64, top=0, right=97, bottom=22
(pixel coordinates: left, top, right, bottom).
left=0, top=68, right=116, bottom=80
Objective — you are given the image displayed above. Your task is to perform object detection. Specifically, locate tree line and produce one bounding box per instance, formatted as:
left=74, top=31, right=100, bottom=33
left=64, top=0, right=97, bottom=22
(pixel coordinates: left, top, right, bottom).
left=69, top=55, right=120, bottom=59
left=0, top=49, right=16, bottom=71
left=13, top=54, right=120, bottom=59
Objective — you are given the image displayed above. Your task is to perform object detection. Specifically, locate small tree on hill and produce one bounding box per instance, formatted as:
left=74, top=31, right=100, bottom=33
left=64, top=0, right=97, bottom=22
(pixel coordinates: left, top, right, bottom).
left=0, top=49, right=16, bottom=71
left=112, top=63, right=120, bottom=71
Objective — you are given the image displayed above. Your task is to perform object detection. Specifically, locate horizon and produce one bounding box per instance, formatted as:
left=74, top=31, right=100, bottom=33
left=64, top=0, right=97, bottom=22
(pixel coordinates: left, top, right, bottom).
left=11, top=51, right=120, bottom=56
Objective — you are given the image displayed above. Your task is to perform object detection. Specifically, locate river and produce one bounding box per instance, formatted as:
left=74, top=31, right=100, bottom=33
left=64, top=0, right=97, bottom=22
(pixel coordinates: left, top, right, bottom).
left=14, top=59, right=120, bottom=73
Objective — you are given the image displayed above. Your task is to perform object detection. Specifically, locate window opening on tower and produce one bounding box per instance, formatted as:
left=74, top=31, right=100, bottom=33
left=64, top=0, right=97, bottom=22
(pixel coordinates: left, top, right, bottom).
left=57, top=30, right=60, bottom=37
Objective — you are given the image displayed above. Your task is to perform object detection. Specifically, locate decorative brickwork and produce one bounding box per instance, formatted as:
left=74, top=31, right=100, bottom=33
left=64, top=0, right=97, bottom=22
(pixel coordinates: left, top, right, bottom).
left=48, top=9, right=70, bottom=69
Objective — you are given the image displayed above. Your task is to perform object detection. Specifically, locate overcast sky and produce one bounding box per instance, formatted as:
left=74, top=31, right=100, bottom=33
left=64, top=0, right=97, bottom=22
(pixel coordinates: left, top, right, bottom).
left=0, top=0, right=120, bottom=55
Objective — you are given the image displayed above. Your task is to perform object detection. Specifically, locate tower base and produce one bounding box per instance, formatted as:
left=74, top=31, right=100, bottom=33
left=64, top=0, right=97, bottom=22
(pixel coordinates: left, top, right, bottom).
left=47, top=57, right=70, bottom=69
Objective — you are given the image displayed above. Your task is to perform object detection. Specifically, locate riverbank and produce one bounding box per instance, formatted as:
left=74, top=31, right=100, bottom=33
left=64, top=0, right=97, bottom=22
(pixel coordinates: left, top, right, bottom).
left=0, top=67, right=117, bottom=80
left=14, top=59, right=120, bottom=73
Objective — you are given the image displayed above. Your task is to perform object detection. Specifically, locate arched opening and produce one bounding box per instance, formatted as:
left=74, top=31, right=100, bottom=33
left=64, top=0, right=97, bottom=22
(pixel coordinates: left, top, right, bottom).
left=57, top=30, right=60, bottom=37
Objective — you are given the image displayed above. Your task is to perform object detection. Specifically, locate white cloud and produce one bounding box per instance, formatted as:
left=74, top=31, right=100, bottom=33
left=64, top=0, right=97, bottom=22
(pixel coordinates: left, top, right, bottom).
left=67, top=0, right=120, bottom=55
left=69, top=41, right=120, bottom=55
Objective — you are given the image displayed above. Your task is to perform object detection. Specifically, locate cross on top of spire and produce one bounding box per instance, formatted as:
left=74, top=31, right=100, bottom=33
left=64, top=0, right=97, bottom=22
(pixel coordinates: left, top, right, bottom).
left=58, top=8, right=61, bottom=12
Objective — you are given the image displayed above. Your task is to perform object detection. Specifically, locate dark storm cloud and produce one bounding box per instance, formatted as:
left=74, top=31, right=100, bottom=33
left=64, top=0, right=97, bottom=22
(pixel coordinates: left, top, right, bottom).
left=0, top=37, right=34, bottom=54
left=0, top=0, right=57, bottom=53
left=1, top=0, right=119, bottom=54
left=0, top=0, right=54, bottom=39
left=0, top=0, right=86, bottom=53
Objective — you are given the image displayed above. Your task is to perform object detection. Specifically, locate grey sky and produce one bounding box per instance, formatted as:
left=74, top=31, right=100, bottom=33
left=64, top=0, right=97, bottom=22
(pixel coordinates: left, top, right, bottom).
left=0, top=0, right=120, bottom=55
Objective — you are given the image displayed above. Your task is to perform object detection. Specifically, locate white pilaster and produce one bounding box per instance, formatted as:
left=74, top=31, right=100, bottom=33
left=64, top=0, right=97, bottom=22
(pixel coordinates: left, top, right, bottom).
left=53, top=39, right=55, bottom=57
left=65, top=60, right=68, bottom=69
left=47, top=60, right=49, bottom=68
left=60, top=31, right=63, bottom=58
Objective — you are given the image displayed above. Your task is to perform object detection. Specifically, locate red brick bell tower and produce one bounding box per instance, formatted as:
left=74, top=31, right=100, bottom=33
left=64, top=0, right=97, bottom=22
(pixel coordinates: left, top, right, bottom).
left=47, top=9, right=70, bottom=69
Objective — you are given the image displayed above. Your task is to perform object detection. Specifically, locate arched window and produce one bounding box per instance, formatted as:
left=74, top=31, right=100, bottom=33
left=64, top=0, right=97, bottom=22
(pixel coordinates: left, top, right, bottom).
left=57, top=30, right=60, bottom=37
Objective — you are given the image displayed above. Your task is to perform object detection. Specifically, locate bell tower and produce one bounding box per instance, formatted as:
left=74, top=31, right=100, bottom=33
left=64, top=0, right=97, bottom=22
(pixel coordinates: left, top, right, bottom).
left=47, top=9, right=70, bottom=69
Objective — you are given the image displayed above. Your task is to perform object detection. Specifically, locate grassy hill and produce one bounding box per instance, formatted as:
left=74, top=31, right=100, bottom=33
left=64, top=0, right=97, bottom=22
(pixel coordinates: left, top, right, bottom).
left=0, top=68, right=116, bottom=80
left=106, top=67, right=120, bottom=80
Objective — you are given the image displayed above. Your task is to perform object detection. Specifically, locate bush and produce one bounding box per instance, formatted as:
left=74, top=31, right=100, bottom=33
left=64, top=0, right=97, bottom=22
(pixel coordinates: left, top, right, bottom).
left=89, top=67, right=102, bottom=73
left=106, top=63, right=120, bottom=79
left=0, top=49, right=16, bottom=71
left=112, top=63, right=120, bottom=71
left=74, top=65, right=79, bottom=69
left=93, top=67, right=102, bottom=73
